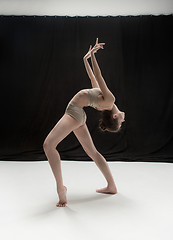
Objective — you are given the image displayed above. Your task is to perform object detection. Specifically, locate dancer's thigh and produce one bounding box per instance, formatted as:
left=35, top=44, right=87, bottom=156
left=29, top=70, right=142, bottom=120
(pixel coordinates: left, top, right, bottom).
left=73, top=123, right=98, bottom=157
left=44, top=114, right=81, bottom=148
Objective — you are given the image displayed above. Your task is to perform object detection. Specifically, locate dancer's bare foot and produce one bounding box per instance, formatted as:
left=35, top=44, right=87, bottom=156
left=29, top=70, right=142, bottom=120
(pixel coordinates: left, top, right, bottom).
left=56, top=186, right=67, bottom=207
left=96, top=185, right=117, bottom=194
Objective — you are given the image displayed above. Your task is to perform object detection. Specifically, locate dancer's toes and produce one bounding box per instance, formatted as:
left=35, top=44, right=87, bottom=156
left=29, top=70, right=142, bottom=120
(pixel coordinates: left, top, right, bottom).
left=56, top=185, right=67, bottom=207
left=56, top=202, right=67, bottom=207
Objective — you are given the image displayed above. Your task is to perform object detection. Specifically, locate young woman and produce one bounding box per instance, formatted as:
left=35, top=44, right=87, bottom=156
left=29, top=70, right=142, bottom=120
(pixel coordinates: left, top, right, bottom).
left=43, top=38, right=125, bottom=207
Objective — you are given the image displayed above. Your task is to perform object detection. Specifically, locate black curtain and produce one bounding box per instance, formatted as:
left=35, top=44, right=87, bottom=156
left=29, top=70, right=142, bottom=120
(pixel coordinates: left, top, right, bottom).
left=0, top=15, right=173, bottom=162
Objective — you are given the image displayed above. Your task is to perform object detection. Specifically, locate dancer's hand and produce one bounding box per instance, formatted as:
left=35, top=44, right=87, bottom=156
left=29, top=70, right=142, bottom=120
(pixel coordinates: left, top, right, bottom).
left=83, top=45, right=92, bottom=60
left=91, top=38, right=105, bottom=54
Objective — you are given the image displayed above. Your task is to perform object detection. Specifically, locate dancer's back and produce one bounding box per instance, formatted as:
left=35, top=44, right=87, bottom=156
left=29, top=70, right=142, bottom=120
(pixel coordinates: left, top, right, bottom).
left=70, top=89, right=89, bottom=108
left=70, top=88, right=114, bottom=110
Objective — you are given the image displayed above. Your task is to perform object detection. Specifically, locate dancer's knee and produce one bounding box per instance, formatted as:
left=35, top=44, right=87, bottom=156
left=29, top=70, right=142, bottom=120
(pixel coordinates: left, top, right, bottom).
left=86, top=148, right=100, bottom=160
left=43, top=138, right=57, bottom=152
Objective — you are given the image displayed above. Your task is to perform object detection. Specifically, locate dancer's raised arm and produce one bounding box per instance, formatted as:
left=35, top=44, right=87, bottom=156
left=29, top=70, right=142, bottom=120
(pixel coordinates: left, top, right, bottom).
left=83, top=45, right=99, bottom=88
left=91, top=38, right=115, bottom=101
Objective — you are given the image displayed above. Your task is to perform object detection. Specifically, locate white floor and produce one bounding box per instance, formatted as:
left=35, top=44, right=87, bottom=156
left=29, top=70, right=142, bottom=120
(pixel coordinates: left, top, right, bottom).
left=0, top=160, right=173, bottom=240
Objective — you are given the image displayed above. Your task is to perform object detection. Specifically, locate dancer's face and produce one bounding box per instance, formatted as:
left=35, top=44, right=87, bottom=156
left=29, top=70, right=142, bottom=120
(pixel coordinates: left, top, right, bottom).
left=113, top=111, right=125, bottom=129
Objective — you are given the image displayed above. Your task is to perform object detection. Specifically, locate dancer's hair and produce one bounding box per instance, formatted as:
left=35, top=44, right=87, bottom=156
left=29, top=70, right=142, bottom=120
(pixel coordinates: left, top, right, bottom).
left=99, top=110, right=121, bottom=133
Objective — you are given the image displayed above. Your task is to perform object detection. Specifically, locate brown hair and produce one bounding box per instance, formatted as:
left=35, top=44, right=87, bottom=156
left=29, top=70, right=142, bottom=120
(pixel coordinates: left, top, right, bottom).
left=99, top=110, right=121, bottom=133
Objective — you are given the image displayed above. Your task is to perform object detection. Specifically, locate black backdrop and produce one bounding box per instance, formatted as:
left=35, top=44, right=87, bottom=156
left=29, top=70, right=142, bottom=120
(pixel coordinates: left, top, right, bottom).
left=0, top=15, right=173, bottom=162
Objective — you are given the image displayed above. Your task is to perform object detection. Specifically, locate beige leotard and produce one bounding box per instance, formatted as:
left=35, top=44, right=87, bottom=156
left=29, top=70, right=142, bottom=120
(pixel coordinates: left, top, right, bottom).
left=87, top=88, right=112, bottom=110
left=65, top=88, right=112, bottom=125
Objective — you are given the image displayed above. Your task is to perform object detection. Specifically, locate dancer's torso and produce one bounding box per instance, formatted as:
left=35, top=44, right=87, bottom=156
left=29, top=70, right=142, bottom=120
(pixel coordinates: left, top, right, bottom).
left=70, top=88, right=113, bottom=111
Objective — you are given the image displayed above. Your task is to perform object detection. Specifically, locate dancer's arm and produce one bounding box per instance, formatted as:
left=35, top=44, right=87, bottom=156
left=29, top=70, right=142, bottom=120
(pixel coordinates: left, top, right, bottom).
left=91, top=39, right=115, bottom=101
left=83, top=46, right=99, bottom=88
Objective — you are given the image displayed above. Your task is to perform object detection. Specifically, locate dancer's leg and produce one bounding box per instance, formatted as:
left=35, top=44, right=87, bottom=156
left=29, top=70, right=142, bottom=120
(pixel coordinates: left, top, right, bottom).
left=43, top=114, right=81, bottom=207
left=73, top=124, right=117, bottom=194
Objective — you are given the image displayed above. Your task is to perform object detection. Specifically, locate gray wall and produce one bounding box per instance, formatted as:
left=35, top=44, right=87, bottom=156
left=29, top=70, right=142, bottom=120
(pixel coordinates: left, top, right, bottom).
left=0, top=0, right=173, bottom=16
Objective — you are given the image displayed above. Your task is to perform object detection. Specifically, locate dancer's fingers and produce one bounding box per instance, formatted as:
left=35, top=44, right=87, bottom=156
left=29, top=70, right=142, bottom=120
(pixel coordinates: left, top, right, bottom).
left=96, top=45, right=103, bottom=50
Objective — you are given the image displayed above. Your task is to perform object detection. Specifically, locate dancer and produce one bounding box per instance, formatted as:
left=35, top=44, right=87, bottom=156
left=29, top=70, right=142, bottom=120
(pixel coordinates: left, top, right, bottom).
left=43, top=38, right=125, bottom=207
